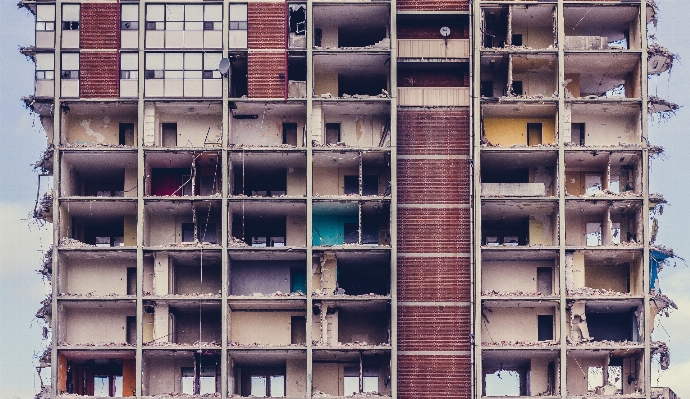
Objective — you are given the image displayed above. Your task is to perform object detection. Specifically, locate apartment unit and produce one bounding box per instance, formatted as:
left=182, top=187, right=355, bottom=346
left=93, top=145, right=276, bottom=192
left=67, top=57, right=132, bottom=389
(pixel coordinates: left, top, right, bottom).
left=19, top=0, right=679, bottom=398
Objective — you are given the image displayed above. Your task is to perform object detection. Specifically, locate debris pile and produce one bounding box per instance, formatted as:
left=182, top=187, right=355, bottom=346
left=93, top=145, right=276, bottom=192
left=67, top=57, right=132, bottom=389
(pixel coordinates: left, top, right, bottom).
left=567, top=288, right=631, bottom=297
left=229, top=341, right=304, bottom=348
left=568, top=340, right=643, bottom=347
left=37, top=246, right=52, bottom=281
left=57, top=341, right=134, bottom=347
left=58, top=237, right=94, bottom=248
left=31, top=192, right=53, bottom=225
left=483, top=340, right=558, bottom=347
left=482, top=290, right=548, bottom=297
left=229, top=236, right=249, bottom=247
left=33, top=145, right=54, bottom=173
left=652, top=341, right=670, bottom=370
left=35, top=294, right=52, bottom=323
left=231, top=291, right=305, bottom=298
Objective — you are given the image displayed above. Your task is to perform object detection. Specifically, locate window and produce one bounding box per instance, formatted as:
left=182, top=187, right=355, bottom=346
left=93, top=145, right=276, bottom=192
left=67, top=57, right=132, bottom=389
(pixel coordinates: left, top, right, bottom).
left=120, top=53, right=138, bottom=80
left=246, top=372, right=285, bottom=397
left=512, top=80, right=524, bottom=96
left=344, top=366, right=379, bottom=395
left=35, top=53, right=54, bottom=80
left=146, top=4, right=221, bottom=31
left=121, top=4, right=139, bottom=30
left=229, top=4, right=248, bottom=48
left=36, top=4, right=56, bottom=31
left=537, top=315, right=554, bottom=341
left=61, top=53, right=79, bottom=80
left=511, top=34, right=523, bottom=46
left=325, top=123, right=340, bottom=144
left=62, top=4, right=80, bottom=30
left=145, top=52, right=221, bottom=80
left=282, top=123, right=298, bottom=146
left=93, top=375, right=123, bottom=397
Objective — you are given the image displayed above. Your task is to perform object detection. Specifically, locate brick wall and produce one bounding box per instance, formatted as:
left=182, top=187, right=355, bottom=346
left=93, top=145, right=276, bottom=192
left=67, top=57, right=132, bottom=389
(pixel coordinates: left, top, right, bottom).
left=248, top=2, right=286, bottom=49
left=397, top=110, right=470, bottom=155
left=397, top=108, right=472, bottom=398
left=398, top=257, right=471, bottom=302
left=248, top=52, right=285, bottom=98
left=397, top=0, right=469, bottom=12
left=80, top=3, right=119, bottom=49
left=398, top=306, right=471, bottom=350
left=80, top=52, right=119, bottom=98
left=398, top=159, right=470, bottom=204
left=398, top=355, right=472, bottom=399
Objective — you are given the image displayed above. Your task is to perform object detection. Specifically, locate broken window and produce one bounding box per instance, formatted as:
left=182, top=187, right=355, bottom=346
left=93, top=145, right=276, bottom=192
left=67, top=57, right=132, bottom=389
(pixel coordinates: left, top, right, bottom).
left=36, top=4, right=56, bottom=31
left=485, top=370, right=521, bottom=396
left=289, top=4, right=307, bottom=48
left=61, top=53, right=79, bottom=80
left=233, top=215, right=287, bottom=247
left=62, top=4, right=80, bottom=31
left=35, top=53, right=54, bottom=80
left=229, top=4, right=248, bottom=49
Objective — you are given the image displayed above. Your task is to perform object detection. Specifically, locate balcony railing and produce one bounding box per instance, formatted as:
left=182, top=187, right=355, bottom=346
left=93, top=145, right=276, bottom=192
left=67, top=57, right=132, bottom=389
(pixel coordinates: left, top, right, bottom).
left=398, top=39, right=469, bottom=59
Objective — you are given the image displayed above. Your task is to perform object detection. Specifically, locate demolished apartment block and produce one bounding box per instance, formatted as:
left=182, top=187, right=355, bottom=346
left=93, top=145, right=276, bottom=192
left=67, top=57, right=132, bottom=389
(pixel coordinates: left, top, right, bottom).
left=19, top=0, right=680, bottom=398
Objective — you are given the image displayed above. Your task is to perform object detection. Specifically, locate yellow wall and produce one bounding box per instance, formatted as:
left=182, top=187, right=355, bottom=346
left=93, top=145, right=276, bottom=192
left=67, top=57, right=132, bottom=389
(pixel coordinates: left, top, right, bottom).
left=483, top=117, right=555, bottom=146
left=124, top=216, right=137, bottom=246
left=585, top=264, right=629, bottom=293
left=315, top=72, right=338, bottom=96
left=230, top=311, right=304, bottom=345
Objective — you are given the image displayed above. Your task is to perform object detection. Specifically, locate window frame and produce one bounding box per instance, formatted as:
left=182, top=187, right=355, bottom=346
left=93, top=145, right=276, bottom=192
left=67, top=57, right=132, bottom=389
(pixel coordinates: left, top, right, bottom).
left=145, top=52, right=222, bottom=80
left=35, top=53, right=55, bottom=80
left=120, top=4, right=139, bottom=30
left=61, top=3, right=80, bottom=31
left=36, top=4, right=56, bottom=31
left=61, top=52, right=80, bottom=80
left=146, top=4, right=222, bottom=31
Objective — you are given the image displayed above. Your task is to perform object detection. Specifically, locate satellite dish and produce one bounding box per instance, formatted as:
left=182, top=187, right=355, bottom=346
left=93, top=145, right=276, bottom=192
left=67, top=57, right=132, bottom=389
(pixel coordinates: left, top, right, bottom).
left=218, top=58, right=230, bottom=76
left=440, top=27, right=451, bottom=37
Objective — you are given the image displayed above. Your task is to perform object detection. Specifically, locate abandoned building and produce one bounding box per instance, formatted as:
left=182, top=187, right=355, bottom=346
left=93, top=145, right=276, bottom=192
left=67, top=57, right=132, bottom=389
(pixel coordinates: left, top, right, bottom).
left=18, top=0, right=681, bottom=398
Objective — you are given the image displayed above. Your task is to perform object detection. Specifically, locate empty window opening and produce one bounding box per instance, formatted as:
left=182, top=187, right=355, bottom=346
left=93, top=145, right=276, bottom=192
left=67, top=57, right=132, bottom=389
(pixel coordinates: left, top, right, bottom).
left=512, top=81, right=524, bottom=96
left=483, top=218, right=529, bottom=246
left=282, top=123, right=298, bottom=146
left=126, top=315, right=137, bottom=344
left=482, top=8, right=508, bottom=48
left=162, top=123, right=177, bottom=147
left=571, top=123, right=585, bottom=145
left=344, top=175, right=359, bottom=195
left=228, top=54, right=248, bottom=97
left=233, top=215, right=287, bottom=247
left=325, top=123, right=341, bottom=144
left=537, top=315, right=554, bottom=341
left=586, top=223, right=602, bottom=246
left=291, top=267, right=307, bottom=294
left=485, top=370, right=521, bottom=396
left=587, top=309, right=638, bottom=342
left=527, top=123, right=542, bottom=145
left=182, top=223, right=195, bottom=243
left=291, top=316, right=307, bottom=344
left=337, top=263, right=389, bottom=295
left=199, top=222, right=217, bottom=244
left=585, top=174, right=602, bottom=194
left=65, top=360, right=126, bottom=396
left=233, top=168, right=287, bottom=196
left=536, top=267, right=553, bottom=295
left=482, top=167, right=529, bottom=183
left=119, top=123, right=135, bottom=146
left=343, top=223, right=358, bottom=244
left=512, top=34, right=523, bottom=46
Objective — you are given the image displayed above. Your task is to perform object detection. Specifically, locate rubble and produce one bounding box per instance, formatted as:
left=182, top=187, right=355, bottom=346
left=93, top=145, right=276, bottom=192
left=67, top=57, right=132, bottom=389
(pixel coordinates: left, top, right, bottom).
left=58, top=292, right=135, bottom=298
left=312, top=391, right=390, bottom=398
left=228, top=341, right=304, bottom=348
left=33, top=145, right=54, bottom=173
left=648, top=44, right=677, bottom=75
left=58, top=237, right=94, bottom=248
left=648, top=96, right=681, bottom=120
left=567, top=340, right=643, bottom=347
left=482, top=340, right=558, bottom=347
left=143, top=341, right=220, bottom=348
left=566, top=287, right=632, bottom=297
left=311, top=341, right=391, bottom=348
left=35, top=294, right=52, bottom=323
left=652, top=341, right=670, bottom=370
left=651, top=293, right=678, bottom=317
left=230, top=291, right=305, bottom=298
left=31, top=192, right=53, bottom=225
left=57, top=341, right=134, bottom=347
left=482, top=290, right=549, bottom=297
left=229, top=236, right=249, bottom=247
left=37, top=245, right=52, bottom=281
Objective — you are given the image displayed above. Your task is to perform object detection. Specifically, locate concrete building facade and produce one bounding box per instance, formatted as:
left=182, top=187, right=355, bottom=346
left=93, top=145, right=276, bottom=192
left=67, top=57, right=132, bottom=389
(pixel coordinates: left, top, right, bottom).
left=19, top=0, right=679, bottom=398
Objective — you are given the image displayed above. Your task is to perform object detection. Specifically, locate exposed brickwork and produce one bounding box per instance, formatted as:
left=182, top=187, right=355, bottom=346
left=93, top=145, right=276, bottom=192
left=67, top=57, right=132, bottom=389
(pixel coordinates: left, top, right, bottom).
left=397, top=0, right=469, bottom=12
left=398, top=355, right=472, bottom=399
left=398, top=306, right=471, bottom=351
left=398, top=257, right=471, bottom=302
left=80, top=3, right=119, bottom=49
left=398, top=71, right=468, bottom=88
left=398, top=208, right=471, bottom=253
left=248, top=2, right=286, bottom=49
left=398, top=22, right=469, bottom=40
left=398, top=159, right=470, bottom=204
left=397, top=110, right=470, bottom=156
left=247, top=52, right=285, bottom=98
left=80, top=52, right=119, bottom=98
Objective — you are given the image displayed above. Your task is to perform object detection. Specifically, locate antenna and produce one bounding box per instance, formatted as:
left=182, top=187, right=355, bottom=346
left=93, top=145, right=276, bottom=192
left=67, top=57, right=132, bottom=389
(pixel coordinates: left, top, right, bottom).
left=440, top=27, right=451, bottom=37
left=218, top=58, right=230, bottom=77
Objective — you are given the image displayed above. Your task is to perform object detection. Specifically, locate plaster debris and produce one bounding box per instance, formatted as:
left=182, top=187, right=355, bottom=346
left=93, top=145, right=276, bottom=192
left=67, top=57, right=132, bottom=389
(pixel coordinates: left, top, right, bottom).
left=229, top=341, right=304, bottom=348
left=568, top=340, right=643, bottom=347
left=58, top=292, right=134, bottom=298
left=37, top=246, right=52, bottom=281
left=35, top=294, right=52, bottom=323
left=57, top=341, right=134, bottom=347
left=652, top=341, right=670, bottom=370
left=567, top=288, right=632, bottom=297
left=648, top=96, right=681, bottom=119
left=648, top=44, right=677, bottom=75
left=31, top=192, right=52, bottom=225
left=229, top=236, right=250, bottom=247
left=58, top=237, right=94, bottom=248
left=482, top=340, right=558, bottom=347
left=313, top=391, right=389, bottom=398
left=33, top=145, right=54, bottom=173
left=482, top=290, right=550, bottom=297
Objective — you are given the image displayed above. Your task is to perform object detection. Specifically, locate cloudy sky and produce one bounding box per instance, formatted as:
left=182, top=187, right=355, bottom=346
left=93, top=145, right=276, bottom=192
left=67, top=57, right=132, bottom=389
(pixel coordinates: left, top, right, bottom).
left=0, top=1, right=688, bottom=398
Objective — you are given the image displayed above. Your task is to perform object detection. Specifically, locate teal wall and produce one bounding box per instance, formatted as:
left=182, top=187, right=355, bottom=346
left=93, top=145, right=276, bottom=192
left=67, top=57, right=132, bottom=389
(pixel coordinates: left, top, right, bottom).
left=312, top=213, right=357, bottom=246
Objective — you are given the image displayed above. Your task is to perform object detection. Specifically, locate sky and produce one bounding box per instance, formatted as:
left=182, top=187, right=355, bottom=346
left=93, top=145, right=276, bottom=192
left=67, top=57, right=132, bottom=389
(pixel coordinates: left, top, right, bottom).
left=0, top=1, right=688, bottom=399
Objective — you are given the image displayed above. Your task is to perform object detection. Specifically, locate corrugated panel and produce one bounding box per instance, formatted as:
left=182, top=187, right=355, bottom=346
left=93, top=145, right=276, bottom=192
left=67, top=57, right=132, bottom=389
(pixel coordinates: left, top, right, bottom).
left=397, top=257, right=471, bottom=302
left=398, top=39, right=469, bottom=58
left=80, top=52, right=119, bottom=98
left=398, top=208, right=471, bottom=253
left=398, top=306, right=471, bottom=351
left=80, top=3, right=119, bottom=49
left=247, top=52, right=285, bottom=98
left=398, top=87, right=470, bottom=106
left=248, top=2, right=286, bottom=49
left=397, top=110, right=470, bottom=156
left=397, top=159, right=471, bottom=204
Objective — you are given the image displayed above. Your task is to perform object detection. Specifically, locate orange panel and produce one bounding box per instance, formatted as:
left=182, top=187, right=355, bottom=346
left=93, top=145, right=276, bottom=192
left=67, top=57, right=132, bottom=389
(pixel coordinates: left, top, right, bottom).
left=58, top=353, right=67, bottom=393
left=122, top=359, right=136, bottom=397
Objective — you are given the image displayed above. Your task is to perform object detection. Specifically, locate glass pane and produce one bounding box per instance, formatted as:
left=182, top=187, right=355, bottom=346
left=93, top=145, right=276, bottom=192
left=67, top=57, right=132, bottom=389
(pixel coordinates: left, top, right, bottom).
left=205, top=5, right=223, bottom=22
left=184, top=53, right=203, bottom=70
left=121, top=53, right=138, bottom=69
left=182, top=376, right=195, bottom=394
left=200, top=376, right=216, bottom=394
left=62, top=53, right=79, bottom=71
left=185, top=5, right=203, bottom=21
left=251, top=376, right=267, bottom=397
left=35, top=53, right=54, bottom=71
left=229, top=4, right=248, bottom=22
left=204, top=53, right=222, bottom=71
left=147, top=5, right=165, bottom=22
left=114, top=376, right=123, bottom=397
left=62, top=4, right=80, bottom=22
left=343, top=376, right=359, bottom=396
left=166, top=21, right=184, bottom=31
left=185, top=21, right=203, bottom=31
left=166, top=5, right=184, bottom=22
left=270, top=375, right=285, bottom=397
left=363, top=377, right=378, bottom=393
left=121, top=4, right=138, bottom=22
left=165, top=53, right=184, bottom=70
left=93, top=376, right=109, bottom=396
left=37, top=4, right=55, bottom=22
left=146, top=53, right=164, bottom=70
left=184, top=70, right=203, bottom=79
